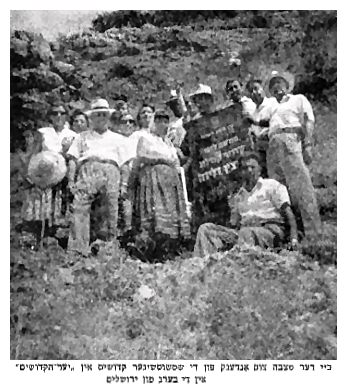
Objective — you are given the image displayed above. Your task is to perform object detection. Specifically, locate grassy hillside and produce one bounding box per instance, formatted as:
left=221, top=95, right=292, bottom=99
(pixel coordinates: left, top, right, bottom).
left=10, top=240, right=336, bottom=360
left=10, top=10, right=337, bottom=360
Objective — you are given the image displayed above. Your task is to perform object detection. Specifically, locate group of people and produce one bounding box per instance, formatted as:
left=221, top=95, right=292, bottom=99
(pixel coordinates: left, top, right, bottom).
left=13, top=69, right=322, bottom=261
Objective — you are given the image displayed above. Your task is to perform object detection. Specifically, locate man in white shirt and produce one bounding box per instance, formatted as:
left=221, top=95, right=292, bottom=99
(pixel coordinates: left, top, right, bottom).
left=194, top=152, right=298, bottom=257
left=225, top=79, right=256, bottom=116
left=67, top=98, right=128, bottom=256
left=266, top=71, right=321, bottom=240
left=245, top=78, right=279, bottom=177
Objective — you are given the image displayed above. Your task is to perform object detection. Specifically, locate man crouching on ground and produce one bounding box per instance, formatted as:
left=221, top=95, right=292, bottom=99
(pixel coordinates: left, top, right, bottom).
left=194, top=152, right=298, bottom=257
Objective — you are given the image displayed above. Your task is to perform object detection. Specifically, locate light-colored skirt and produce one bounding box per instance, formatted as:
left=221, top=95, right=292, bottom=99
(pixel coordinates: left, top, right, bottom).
left=21, top=184, right=65, bottom=227
left=132, top=163, right=191, bottom=240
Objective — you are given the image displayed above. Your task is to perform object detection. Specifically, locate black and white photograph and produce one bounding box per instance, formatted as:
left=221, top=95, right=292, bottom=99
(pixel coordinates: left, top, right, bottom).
left=10, top=8, right=337, bottom=366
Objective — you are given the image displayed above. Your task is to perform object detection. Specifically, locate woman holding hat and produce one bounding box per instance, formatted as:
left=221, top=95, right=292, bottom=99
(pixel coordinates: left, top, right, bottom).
left=128, top=109, right=190, bottom=261
left=67, top=98, right=129, bottom=256
left=38, top=104, right=77, bottom=154
left=12, top=129, right=66, bottom=248
left=37, top=104, right=78, bottom=223
left=266, top=70, right=321, bottom=240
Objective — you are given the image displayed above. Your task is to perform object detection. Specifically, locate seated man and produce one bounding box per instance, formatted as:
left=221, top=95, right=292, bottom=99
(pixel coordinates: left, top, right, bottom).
left=194, top=152, right=298, bottom=257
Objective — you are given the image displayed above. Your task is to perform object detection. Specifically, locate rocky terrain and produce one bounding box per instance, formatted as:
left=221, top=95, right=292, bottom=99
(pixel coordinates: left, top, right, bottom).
left=10, top=10, right=337, bottom=360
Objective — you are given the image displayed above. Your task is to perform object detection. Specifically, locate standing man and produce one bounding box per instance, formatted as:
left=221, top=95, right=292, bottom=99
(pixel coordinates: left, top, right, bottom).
left=266, top=71, right=321, bottom=240
left=245, top=78, right=279, bottom=177
left=190, top=84, right=215, bottom=116
left=67, top=98, right=128, bottom=256
left=181, top=84, right=216, bottom=178
left=225, top=78, right=256, bottom=116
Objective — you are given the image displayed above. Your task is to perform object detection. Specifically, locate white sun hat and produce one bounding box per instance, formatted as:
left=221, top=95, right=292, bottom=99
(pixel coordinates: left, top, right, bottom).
left=189, top=84, right=213, bottom=98
left=27, top=151, right=67, bottom=189
left=85, top=98, right=115, bottom=116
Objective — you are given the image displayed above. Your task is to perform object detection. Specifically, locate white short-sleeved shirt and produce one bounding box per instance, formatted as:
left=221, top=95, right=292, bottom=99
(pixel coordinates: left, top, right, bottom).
left=67, top=129, right=131, bottom=167
left=233, top=178, right=291, bottom=227
left=269, top=94, right=315, bottom=136
left=241, top=96, right=257, bottom=117
left=249, top=97, right=279, bottom=138
left=38, top=126, right=77, bottom=153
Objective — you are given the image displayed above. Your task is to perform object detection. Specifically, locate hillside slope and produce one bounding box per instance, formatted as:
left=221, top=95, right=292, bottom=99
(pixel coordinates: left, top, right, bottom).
left=10, top=10, right=337, bottom=361
left=11, top=10, right=336, bottom=145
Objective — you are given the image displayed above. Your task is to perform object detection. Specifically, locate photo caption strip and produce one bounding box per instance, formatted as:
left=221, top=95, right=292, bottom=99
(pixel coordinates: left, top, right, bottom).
left=13, top=360, right=335, bottom=386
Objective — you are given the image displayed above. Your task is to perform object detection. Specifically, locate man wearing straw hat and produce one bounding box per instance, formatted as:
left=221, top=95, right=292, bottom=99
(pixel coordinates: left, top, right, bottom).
left=67, top=98, right=130, bottom=256
left=266, top=70, right=321, bottom=240
left=177, top=83, right=215, bottom=200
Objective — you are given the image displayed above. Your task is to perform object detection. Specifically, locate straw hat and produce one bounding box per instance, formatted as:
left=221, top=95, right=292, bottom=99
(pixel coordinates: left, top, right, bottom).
left=189, top=84, right=213, bottom=99
left=27, top=151, right=67, bottom=189
left=85, top=98, right=115, bottom=116
left=268, top=70, right=295, bottom=93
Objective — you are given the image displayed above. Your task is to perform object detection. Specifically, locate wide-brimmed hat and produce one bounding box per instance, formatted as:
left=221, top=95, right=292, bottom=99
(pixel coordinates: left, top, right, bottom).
left=27, top=151, right=67, bottom=189
left=85, top=98, right=115, bottom=116
left=189, top=84, right=213, bottom=99
left=268, top=70, right=295, bottom=93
